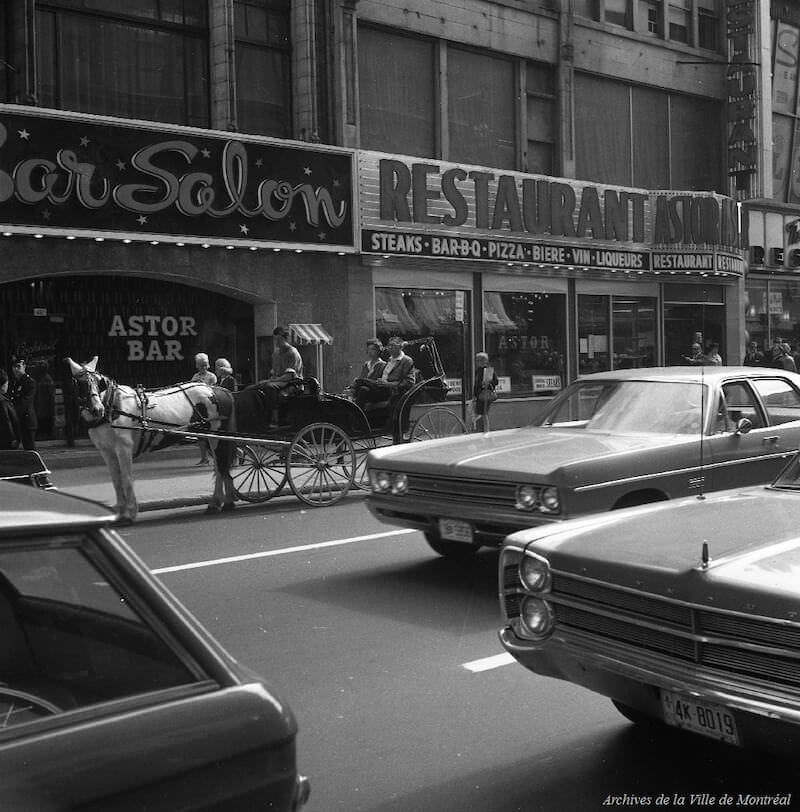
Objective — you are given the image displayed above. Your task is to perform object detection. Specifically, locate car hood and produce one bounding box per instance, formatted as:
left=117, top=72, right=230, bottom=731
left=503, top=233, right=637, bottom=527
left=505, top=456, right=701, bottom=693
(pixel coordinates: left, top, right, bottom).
left=369, top=427, right=693, bottom=478
left=508, top=487, right=800, bottom=615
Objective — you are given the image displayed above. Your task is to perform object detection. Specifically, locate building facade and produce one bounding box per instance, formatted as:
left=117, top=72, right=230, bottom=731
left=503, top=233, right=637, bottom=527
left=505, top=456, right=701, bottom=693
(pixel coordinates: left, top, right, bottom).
left=0, top=0, right=746, bottom=438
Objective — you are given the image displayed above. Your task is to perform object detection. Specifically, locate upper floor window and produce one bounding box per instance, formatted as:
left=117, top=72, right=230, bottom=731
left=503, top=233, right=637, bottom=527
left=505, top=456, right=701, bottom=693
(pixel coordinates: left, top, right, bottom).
left=37, top=1, right=208, bottom=126
left=234, top=0, right=291, bottom=138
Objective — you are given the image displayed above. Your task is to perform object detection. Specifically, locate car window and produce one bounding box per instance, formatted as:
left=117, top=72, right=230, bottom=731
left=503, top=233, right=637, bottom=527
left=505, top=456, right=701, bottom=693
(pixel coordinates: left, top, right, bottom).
left=540, top=380, right=709, bottom=434
left=719, top=382, right=765, bottom=431
left=751, top=378, right=800, bottom=425
left=0, top=535, right=205, bottom=730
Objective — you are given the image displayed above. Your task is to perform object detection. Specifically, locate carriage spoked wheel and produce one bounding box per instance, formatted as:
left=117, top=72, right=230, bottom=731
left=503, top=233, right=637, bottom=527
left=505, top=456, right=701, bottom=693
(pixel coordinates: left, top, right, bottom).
left=409, top=406, right=468, bottom=442
left=231, top=444, right=287, bottom=503
left=287, top=422, right=356, bottom=506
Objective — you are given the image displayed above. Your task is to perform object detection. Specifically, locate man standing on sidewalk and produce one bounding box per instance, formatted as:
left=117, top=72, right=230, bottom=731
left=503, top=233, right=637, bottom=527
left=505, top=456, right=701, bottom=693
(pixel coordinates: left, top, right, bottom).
left=10, top=357, right=37, bottom=450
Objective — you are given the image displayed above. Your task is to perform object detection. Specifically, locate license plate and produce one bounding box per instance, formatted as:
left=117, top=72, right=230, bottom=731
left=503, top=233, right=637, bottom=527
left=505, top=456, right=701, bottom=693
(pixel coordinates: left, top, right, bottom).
left=661, top=690, right=740, bottom=745
left=438, top=518, right=473, bottom=543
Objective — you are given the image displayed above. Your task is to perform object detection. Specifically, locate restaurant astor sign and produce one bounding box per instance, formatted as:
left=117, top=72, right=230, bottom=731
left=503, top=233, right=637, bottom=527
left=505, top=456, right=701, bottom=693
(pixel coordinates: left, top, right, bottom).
left=0, top=106, right=355, bottom=249
left=359, top=153, right=742, bottom=273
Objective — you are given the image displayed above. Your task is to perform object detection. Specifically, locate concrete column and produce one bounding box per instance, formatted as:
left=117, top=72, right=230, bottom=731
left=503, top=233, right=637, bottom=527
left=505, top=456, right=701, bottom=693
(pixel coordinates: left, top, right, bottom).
left=292, top=0, right=319, bottom=141
left=332, top=0, right=359, bottom=147
left=209, top=0, right=237, bottom=131
left=558, top=0, right=576, bottom=178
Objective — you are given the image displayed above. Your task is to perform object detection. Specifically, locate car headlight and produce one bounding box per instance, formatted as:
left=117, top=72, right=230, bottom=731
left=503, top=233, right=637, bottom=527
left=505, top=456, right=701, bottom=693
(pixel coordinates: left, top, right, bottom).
left=539, top=487, right=560, bottom=513
left=391, top=472, right=408, bottom=495
left=519, top=553, right=551, bottom=593
left=370, top=470, right=392, bottom=493
left=515, top=484, right=538, bottom=511
left=519, top=596, right=554, bottom=639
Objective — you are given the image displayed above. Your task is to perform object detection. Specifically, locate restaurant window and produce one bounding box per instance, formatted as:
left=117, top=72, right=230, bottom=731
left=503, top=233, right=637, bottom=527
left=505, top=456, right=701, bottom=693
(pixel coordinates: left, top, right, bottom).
left=37, top=1, right=209, bottom=126
left=375, top=288, right=470, bottom=397
left=484, top=290, right=567, bottom=397
left=448, top=47, right=516, bottom=170
left=578, top=293, right=657, bottom=375
left=235, top=0, right=291, bottom=138
left=358, top=26, right=436, bottom=158
left=663, top=283, right=726, bottom=365
left=745, top=278, right=800, bottom=361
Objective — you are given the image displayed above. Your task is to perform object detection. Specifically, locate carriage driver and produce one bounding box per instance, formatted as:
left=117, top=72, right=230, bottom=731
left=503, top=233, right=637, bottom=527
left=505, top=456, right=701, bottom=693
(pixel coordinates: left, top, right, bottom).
left=353, top=336, right=415, bottom=410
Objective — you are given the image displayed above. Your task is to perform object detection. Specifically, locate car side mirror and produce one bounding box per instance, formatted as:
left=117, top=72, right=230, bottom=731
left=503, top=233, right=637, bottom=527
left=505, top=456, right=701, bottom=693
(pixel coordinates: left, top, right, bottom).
left=736, top=417, right=753, bottom=435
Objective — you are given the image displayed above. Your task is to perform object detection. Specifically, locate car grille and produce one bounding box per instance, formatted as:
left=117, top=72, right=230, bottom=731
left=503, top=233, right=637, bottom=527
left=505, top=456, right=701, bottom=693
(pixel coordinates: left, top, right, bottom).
left=503, top=562, right=800, bottom=691
left=407, top=475, right=517, bottom=509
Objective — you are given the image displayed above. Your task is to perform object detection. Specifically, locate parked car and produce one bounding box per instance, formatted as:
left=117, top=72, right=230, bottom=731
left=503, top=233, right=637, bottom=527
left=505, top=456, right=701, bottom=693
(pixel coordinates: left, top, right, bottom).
left=0, top=449, right=55, bottom=489
left=367, top=366, right=800, bottom=557
left=499, top=451, right=800, bottom=754
left=0, top=483, right=309, bottom=811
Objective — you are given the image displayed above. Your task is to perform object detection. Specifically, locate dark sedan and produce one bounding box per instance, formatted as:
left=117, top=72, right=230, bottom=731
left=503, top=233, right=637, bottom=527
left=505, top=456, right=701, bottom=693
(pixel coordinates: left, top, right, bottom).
left=367, top=366, right=800, bottom=557
left=0, top=483, right=309, bottom=811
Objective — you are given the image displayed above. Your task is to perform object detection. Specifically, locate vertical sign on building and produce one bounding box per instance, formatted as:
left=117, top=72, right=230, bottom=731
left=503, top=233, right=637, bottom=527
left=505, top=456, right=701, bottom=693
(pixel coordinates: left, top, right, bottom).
left=773, top=21, right=800, bottom=200
left=727, top=0, right=759, bottom=197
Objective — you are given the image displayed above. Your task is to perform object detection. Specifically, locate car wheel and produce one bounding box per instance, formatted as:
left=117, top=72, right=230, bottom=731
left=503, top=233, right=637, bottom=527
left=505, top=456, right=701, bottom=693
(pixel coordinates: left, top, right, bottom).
left=612, top=700, right=663, bottom=727
left=424, top=531, right=479, bottom=558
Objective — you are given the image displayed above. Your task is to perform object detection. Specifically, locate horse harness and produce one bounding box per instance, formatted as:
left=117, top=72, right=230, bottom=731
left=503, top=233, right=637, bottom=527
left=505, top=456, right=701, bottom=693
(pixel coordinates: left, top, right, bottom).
left=76, top=369, right=231, bottom=457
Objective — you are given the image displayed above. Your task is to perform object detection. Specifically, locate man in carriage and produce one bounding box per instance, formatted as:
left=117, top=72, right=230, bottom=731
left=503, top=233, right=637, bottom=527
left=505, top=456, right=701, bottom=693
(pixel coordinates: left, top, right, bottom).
left=352, top=335, right=415, bottom=413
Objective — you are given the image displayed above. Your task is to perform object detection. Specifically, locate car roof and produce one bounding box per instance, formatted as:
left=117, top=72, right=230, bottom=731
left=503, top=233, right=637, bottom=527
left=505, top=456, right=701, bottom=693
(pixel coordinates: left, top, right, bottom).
left=0, top=482, right=115, bottom=535
left=576, top=365, right=794, bottom=384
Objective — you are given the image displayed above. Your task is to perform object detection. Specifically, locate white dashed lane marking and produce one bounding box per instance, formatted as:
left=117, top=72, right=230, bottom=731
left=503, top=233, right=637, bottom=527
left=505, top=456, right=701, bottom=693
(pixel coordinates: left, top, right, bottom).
left=151, top=528, right=417, bottom=574
left=461, top=653, right=515, bottom=672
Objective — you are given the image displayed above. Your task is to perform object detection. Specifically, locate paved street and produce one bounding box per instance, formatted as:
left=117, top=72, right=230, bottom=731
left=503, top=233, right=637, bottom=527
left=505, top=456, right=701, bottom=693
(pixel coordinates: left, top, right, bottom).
left=47, top=452, right=800, bottom=811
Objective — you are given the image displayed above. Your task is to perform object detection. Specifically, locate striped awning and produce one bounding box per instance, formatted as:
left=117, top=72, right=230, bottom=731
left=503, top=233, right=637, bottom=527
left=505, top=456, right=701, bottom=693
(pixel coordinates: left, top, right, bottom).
left=289, top=323, right=333, bottom=346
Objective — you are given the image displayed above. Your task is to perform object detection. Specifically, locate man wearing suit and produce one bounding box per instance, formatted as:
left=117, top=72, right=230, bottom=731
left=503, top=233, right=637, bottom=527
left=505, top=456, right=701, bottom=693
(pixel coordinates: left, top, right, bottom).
left=354, top=336, right=415, bottom=412
left=10, top=357, right=37, bottom=450
left=355, top=338, right=386, bottom=383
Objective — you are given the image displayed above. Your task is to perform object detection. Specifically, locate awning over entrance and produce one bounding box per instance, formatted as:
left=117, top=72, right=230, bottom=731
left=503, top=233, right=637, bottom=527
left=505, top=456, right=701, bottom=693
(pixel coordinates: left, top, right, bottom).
left=289, top=323, right=334, bottom=345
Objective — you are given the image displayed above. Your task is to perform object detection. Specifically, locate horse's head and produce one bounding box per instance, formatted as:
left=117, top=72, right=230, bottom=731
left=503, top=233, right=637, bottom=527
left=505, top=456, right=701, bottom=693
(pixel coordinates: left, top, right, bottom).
left=67, top=356, right=106, bottom=422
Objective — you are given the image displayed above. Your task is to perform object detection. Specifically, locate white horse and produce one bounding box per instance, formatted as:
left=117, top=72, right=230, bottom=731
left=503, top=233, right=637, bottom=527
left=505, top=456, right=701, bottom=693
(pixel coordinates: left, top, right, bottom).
left=68, top=357, right=235, bottom=523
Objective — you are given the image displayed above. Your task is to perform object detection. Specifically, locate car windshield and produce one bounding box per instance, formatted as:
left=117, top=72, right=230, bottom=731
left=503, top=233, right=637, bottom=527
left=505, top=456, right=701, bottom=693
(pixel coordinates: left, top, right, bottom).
left=534, top=380, right=709, bottom=434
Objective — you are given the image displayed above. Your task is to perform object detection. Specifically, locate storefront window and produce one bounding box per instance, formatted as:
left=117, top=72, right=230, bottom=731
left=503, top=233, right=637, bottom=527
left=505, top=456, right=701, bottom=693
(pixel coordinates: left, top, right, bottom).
left=579, top=293, right=658, bottom=374
left=663, top=283, right=726, bottom=365
left=483, top=291, right=566, bottom=396
left=578, top=295, right=610, bottom=374
left=745, top=278, right=800, bottom=362
left=375, top=288, right=469, bottom=395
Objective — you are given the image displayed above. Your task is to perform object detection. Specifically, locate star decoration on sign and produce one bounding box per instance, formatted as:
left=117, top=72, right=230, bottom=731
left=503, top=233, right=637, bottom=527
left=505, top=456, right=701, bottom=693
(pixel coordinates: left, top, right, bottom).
left=18, top=129, right=30, bottom=140
left=239, top=224, right=249, bottom=235
left=303, top=167, right=312, bottom=176
left=318, top=231, right=327, bottom=241
left=201, top=148, right=211, bottom=158
left=255, top=158, right=263, bottom=167
left=137, top=215, right=148, bottom=225
left=41, top=209, right=52, bottom=221
left=79, top=136, right=90, bottom=147
left=116, top=160, right=126, bottom=171
left=289, top=222, right=297, bottom=232
left=333, top=178, right=341, bottom=187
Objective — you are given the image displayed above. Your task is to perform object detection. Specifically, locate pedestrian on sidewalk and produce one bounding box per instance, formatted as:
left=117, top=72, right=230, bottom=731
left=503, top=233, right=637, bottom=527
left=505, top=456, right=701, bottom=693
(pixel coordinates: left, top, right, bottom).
left=214, top=358, right=237, bottom=392
left=191, top=352, right=217, bottom=465
left=10, top=357, right=37, bottom=450
left=0, top=369, right=21, bottom=449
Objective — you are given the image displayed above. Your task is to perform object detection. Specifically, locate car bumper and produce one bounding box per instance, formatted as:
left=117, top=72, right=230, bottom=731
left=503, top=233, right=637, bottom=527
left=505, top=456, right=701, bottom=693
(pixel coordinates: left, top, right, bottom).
left=500, top=625, right=800, bottom=752
left=366, top=494, right=560, bottom=547
left=293, top=774, right=310, bottom=810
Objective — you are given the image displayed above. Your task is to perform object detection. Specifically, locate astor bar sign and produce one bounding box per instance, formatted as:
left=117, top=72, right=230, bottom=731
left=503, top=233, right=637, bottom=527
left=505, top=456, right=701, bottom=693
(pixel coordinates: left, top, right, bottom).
left=359, top=152, right=742, bottom=271
left=0, top=106, right=355, bottom=249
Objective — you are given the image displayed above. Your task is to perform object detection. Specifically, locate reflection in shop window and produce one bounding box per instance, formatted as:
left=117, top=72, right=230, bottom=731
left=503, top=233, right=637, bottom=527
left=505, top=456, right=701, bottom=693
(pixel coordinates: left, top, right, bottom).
left=375, top=288, right=469, bottom=395
left=483, top=292, right=566, bottom=396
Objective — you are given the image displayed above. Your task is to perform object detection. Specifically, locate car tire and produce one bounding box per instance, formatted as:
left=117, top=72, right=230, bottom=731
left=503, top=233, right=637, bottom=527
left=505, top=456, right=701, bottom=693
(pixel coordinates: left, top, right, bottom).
left=424, top=531, right=479, bottom=559
left=612, top=700, right=663, bottom=728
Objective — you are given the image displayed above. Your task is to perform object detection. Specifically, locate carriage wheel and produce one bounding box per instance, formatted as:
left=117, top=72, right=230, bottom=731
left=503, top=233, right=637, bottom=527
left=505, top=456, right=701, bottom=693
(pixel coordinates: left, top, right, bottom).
left=232, top=444, right=287, bottom=503
left=409, top=407, right=468, bottom=442
left=287, top=423, right=356, bottom=506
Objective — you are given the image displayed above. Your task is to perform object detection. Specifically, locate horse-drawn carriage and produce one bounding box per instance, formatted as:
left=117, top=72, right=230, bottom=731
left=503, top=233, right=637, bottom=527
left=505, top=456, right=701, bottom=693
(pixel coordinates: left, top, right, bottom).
left=230, top=337, right=467, bottom=506
left=69, top=337, right=466, bottom=521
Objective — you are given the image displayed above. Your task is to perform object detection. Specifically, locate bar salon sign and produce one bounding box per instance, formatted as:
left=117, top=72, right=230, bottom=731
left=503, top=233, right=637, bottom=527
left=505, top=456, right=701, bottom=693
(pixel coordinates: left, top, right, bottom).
left=0, top=105, right=355, bottom=250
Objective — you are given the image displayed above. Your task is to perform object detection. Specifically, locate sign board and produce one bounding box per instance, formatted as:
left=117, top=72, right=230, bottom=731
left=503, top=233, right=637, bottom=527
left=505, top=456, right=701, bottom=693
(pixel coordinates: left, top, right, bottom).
left=533, top=374, right=562, bottom=393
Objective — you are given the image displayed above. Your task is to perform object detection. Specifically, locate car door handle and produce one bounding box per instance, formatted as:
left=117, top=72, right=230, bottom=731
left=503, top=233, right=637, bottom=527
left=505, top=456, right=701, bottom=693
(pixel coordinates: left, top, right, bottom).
left=762, top=436, right=779, bottom=445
